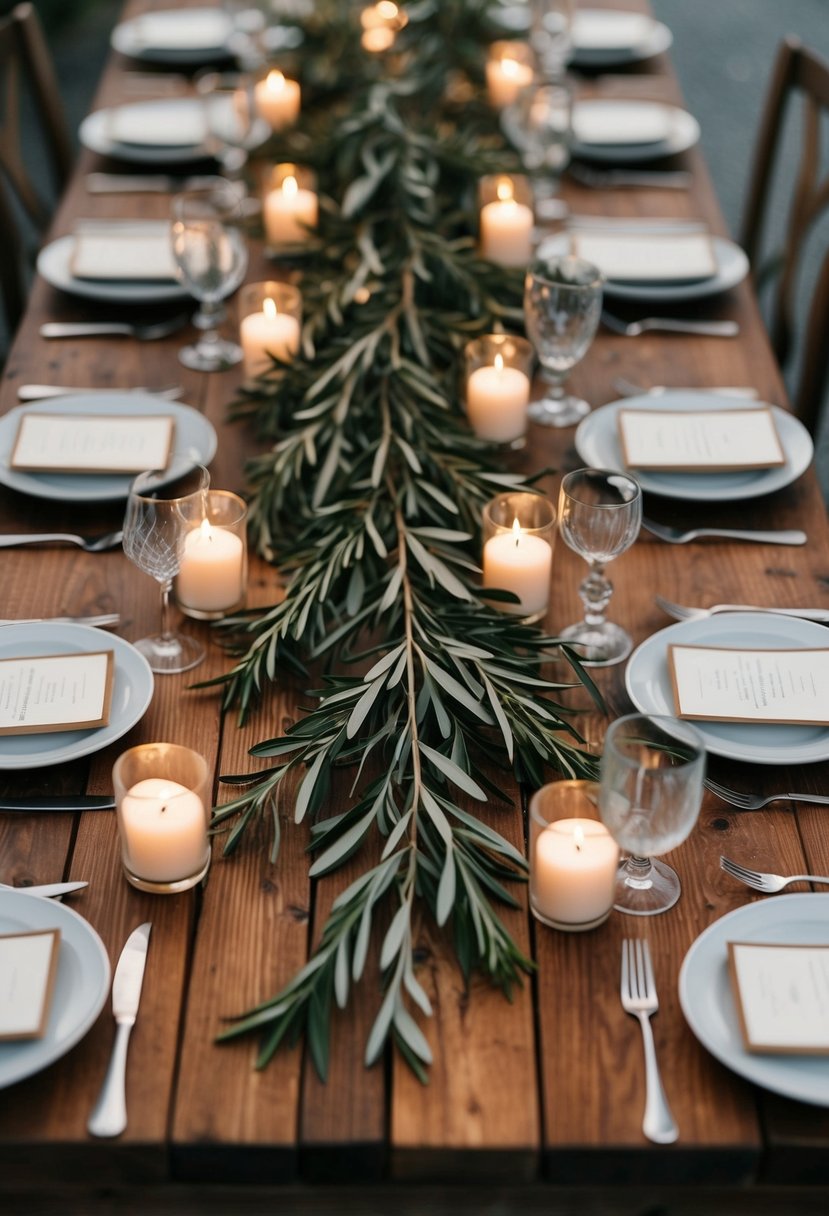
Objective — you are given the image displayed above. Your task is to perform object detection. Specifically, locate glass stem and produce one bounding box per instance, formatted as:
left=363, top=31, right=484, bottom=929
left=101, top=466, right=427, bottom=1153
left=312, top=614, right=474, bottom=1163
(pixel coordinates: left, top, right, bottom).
left=578, top=562, right=613, bottom=626
left=540, top=367, right=566, bottom=399
left=159, top=579, right=175, bottom=643
left=622, top=855, right=654, bottom=888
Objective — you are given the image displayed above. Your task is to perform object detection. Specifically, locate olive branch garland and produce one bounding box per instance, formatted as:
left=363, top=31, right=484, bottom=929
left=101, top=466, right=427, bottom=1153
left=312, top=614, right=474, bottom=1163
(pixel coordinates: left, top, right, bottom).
left=210, top=2, right=601, bottom=1079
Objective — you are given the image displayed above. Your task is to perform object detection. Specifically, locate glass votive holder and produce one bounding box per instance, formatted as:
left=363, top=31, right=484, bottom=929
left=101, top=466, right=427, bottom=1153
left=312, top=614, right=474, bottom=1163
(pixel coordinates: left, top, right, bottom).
left=478, top=173, right=535, bottom=269
left=482, top=491, right=555, bottom=623
left=529, top=780, right=620, bottom=932
left=262, top=163, right=318, bottom=254
left=253, top=67, right=300, bottom=132
left=238, top=280, right=302, bottom=380
left=486, top=40, right=534, bottom=108
left=113, top=743, right=211, bottom=895
left=464, top=333, right=534, bottom=446
left=174, top=490, right=248, bottom=620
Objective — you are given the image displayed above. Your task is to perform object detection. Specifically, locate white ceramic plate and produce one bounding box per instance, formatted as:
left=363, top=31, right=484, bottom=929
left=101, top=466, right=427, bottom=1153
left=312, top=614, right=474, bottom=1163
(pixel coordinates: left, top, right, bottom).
left=37, top=232, right=188, bottom=306
left=0, top=890, right=110, bottom=1089
left=571, top=11, right=673, bottom=67
left=625, top=613, right=829, bottom=765
left=571, top=100, right=700, bottom=164
left=111, top=7, right=233, bottom=64
left=0, top=393, right=217, bottom=503
left=680, top=894, right=829, bottom=1106
left=0, top=623, right=154, bottom=770
left=575, top=392, right=813, bottom=503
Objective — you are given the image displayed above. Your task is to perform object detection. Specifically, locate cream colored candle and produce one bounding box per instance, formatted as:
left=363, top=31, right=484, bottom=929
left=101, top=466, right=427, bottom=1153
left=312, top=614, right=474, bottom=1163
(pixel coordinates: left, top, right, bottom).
left=264, top=173, right=319, bottom=246
left=177, top=519, right=245, bottom=613
left=254, top=69, right=300, bottom=131
left=532, top=818, right=619, bottom=928
left=480, top=181, right=534, bottom=268
left=486, top=53, right=533, bottom=108
left=467, top=353, right=530, bottom=442
left=120, top=778, right=207, bottom=884
left=240, top=296, right=300, bottom=377
left=483, top=519, right=552, bottom=616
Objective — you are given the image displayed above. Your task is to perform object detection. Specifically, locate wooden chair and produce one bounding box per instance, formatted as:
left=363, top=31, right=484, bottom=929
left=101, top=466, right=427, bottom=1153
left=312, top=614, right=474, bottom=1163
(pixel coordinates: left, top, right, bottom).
left=740, top=36, right=829, bottom=436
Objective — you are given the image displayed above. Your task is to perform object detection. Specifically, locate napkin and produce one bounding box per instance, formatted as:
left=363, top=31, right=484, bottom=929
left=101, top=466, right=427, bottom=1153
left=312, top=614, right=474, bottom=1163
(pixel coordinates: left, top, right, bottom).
left=132, top=11, right=231, bottom=51
left=107, top=100, right=207, bottom=148
left=572, top=12, right=655, bottom=51
left=570, top=229, right=717, bottom=282
left=572, top=101, right=673, bottom=146
left=70, top=221, right=179, bottom=283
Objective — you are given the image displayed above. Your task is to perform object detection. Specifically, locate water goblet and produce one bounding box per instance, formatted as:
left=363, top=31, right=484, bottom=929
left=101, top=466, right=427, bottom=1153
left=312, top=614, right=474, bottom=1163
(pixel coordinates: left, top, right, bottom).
left=197, top=71, right=257, bottom=179
left=557, top=467, right=642, bottom=665
left=122, top=463, right=210, bottom=675
left=599, top=714, right=706, bottom=915
left=523, top=253, right=603, bottom=426
left=171, top=177, right=249, bottom=371
left=503, top=79, right=573, bottom=221
left=529, top=0, right=574, bottom=80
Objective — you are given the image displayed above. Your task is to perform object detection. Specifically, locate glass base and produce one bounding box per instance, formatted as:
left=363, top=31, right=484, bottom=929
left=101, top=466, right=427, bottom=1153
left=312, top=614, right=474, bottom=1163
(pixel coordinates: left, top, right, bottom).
left=123, top=848, right=211, bottom=894
left=133, top=631, right=205, bottom=674
left=178, top=338, right=243, bottom=372
left=528, top=394, right=590, bottom=428
left=531, top=902, right=612, bottom=932
left=614, top=857, right=681, bottom=916
left=559, top=619, right=633, bottom=666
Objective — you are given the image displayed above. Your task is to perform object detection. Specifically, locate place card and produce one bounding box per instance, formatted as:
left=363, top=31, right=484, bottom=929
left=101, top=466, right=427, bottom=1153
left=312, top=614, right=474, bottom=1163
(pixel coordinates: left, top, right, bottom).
left=0, top=651, right=114, bottom=735
left=572, top=101, right=672, bottom=145
left=618, top=408, right=785, bottom=471
left=570, top=230, right=717, bottom=284
left=0, top=929, right=60, bottom=1040
left=107, top=101, right=207, bottom=148
left=11, top=413, right=175, bottom=475
left=71, top=222, right=179, bottom=282
left=728, top=941, right=829, bottom=1054
left=132, top=11, right=230, bottom=50
left=668, top=645, right=829, bottom=725
left=572, top=11, right=654, bottom=51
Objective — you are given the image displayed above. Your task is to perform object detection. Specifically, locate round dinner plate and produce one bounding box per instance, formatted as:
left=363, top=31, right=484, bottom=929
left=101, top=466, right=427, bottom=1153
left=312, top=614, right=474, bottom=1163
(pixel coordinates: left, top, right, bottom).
left=37, top=232, right=189, bottom=306
left=571, top=100, right=700, bottom=164
left=0, top=623, right=154, bottom=770
left=679, top=894, right=829, bottom=1107
left=0, top=890, right=110, bottom=1090
left=570, top=11, right=673, bottom=67
left=111, top=6, right=233, bottom=64
left=575, top=392, right=813, bottom=503
left=625, top=613, right=829, bottom=765
left=0, top=393, right=217, bottom=503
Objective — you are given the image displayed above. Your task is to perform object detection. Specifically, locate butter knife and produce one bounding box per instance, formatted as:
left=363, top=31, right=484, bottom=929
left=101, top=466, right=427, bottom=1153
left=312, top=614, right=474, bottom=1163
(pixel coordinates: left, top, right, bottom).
left=0, top=880, right=88, bottom=897
left=0, top=795, right=116, bottom=811
left=88, top=922, right=152, bottom=1139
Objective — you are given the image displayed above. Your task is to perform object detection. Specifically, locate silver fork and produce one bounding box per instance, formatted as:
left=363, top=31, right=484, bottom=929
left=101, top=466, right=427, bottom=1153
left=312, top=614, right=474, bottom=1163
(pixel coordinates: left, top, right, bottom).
left=602, top=310, right=739, bottom=338
left=40, top=316, right=189, bottom=341
left=614, top=376, right=758, bottom=399
left=568, top=164, right=692, bottom=190
left=0, top=530, right=124, bottom=552
left=642, top=519, right=807, bottom=546
left=719, top=855, right=829, bottom=893
left=706, top=779, right=829, bottom=809
left=655, top=595, right=829, bottom=623
left=620, top=939, right=678, bottom=1145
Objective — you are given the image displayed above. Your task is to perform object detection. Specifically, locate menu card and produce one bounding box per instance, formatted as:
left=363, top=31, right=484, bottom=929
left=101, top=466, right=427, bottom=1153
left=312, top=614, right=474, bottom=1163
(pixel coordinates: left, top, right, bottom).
left=71, top=221, right=179, bottom=282
left=0, top=651, right=114, bottom=735
left=11, top=413, right=175, bottom=475
left=669, top=644, right=829, bottom=725
left=570, top=230, right=717, bottom=283
left=572, top=11, right=654, bottom=51
left=132, top=11, right=230, bottom=50
left=618, top=408, right=785, bottom=471
left=107, top=101, right=207, bottom=148
left=572, top=101, right=673, bottom=145
left=728, top=941, right=829, bottom=1054
left=0, top=929, right=60, bottom=1040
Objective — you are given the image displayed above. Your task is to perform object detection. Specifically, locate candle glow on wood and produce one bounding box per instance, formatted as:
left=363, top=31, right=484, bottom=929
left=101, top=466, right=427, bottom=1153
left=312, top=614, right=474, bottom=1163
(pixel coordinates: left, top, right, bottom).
left=240, top=294, right=300, bottom=378
left=466, top=351, right=530, bottom=442
left=254, top=69, right=300, bottom=131
left=482, top=516, right=552, bottom=616
left=119, top=777, right=208, bottom=884
left=479, top=177, right=534, bottom=268
left=264, top=171, right=319, bottom=247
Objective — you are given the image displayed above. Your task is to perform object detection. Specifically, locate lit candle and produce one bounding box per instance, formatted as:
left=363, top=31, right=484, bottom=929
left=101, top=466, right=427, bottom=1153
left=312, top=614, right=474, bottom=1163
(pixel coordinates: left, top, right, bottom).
left=466, top=352, right=530, bottom=442
left=177, top=518, right=245, bottom=613
left=240, top=296, right=300, bottom=378
left=483, top=517, right=552, bottom=616
left=119, top=778, right=207, bottom=884
left=486, top=52, right=533, bottom=108
left=264, top=172, right=319, bottom=247
left=254, top=69, right=300, bottom=131
left=532, top=818, right=619, bottom=929
left=480, top=179, right=534, bottom=268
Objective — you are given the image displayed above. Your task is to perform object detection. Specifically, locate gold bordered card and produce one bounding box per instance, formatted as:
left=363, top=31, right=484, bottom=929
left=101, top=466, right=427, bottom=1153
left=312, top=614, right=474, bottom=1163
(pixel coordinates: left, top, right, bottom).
left=0, top=928, right=61, bottom=1040
left=570, top=230, right=717, bottom=282
left=0, top=651, right=114, bottom=735
left=728, top=941, right=829, bottom=1055
left=668, top=644, right=829, bottom=725
left=617, top=407, right=785, bottom=471
left=10, top=413, right=175, bottom=475
left=70, top=221, right=181, bottom=280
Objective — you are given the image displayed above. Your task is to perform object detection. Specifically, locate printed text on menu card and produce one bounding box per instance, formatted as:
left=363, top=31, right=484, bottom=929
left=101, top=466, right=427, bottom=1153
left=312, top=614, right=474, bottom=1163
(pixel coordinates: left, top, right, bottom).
left=618, top=408, right=785, bottom=471
left=11, top=414, right=174, bottom=475
left=0, top=651, right=114, bottom=735
left=669, top=645, right=829, bottom=725
left=728, top=942, right=829, bottom=1054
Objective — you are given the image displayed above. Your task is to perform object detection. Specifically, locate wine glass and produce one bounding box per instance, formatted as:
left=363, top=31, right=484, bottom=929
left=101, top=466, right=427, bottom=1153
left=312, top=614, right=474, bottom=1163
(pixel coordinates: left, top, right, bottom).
left=523, top=253, right=603, bottom=426
left=122, top=463, right=210, bottom=675
left=503, top=79, right=572, bottom=221
left=171, top=178, right=249, bottom=371
left=198, top=71, right=258, bottom=179
left=529, top=0, right=574, bottom=81
left=557, top=468, right=642, bottom=665
left=599, top=714, right=706, bottom=915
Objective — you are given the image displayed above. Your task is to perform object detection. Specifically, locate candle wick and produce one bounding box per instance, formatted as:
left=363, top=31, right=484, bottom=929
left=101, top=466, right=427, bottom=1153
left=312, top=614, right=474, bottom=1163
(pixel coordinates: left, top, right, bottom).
left=161, top=804, right=167, bottom=814
left=574, top=839, right=581, bottom=852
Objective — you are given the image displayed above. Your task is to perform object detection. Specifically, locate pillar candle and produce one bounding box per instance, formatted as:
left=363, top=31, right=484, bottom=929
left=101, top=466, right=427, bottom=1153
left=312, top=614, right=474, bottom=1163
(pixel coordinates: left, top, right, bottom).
left=467, top=353, right=530, bottom=442
left=240, top=296, right=300, bottom=377
left=177, top=519, right=245, bottom=612
left=532, top=818, right=619, bottom=928
left=480, top=181, right=534, bottom=268
left=254, top=69, right=300, bottom=131
left=120, top=778, right=207, bottom=884
left=486, top=54, right=533, bottom=108
left=483, top=519, right=552, bottom=616
left=263, top=173, right=319, bottom=246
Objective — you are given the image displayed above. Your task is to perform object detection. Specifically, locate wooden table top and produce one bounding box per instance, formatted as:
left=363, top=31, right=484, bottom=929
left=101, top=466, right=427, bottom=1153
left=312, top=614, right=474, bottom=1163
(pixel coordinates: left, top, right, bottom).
left=2, top=1, right=829, bottom=1210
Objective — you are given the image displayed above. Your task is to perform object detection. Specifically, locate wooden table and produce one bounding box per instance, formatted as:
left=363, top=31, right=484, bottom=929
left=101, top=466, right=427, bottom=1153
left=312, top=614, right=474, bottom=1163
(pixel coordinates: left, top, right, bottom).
left=2, top=2, right=829, bottom=1211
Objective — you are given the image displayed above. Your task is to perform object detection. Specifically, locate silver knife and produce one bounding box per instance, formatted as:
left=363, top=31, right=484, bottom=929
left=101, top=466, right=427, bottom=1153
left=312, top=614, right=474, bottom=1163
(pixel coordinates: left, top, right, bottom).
left=85, top=173, right=217, bottom=194
left=87, top=922, right=152, bottom=1139
left=0, top=795, right=116, bottom=811
left=0, top=880, right=88, bottom=897
left=17, top=384, right=183, bottom=401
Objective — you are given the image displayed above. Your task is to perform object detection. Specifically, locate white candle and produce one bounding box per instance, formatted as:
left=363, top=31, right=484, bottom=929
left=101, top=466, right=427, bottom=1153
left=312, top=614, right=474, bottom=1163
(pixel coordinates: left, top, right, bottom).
left=483, top=519, right=552, bottom=616
left=240, top=296, right=300, bottom=378
left=480, top=181, right=534, bottom=268
left=264, top=173, right=319, bottom=247
left=532, top=818, right=619, bottom=928
left=120, top=778, right=207, bottom=884
left=177, top=518, right=245, bottom=613
left=254, top=69, right=300, bottom=131
left=486, top=54, right=533, bottom=108
left=467, top=353, right=530, bottom=442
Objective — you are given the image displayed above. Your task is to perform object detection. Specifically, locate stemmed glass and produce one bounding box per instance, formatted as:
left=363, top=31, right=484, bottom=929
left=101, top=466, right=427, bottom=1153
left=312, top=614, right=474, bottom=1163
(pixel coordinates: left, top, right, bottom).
left=503, top=79, right=572, bottom=221
left=529, top=0, right=574, bottom=80
left=197, top=71, right=257, bottom=179
left=557, top=468, right=642, bottom=665
left=524, top=253, right=603, bottom=427
left=171, top=177, right=249, bottom=371
left=122, top=463, right=209, bottom=674
left=599, top=714, right=706, bottom=915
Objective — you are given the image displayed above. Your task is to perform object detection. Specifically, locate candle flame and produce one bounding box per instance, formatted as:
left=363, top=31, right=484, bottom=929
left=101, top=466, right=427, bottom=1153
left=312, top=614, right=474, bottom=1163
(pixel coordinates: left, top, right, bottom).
left=264, top=296, right=278, bottom=320
left=573, top=823, right=585, bottom=852
left=377, top=0, right=398, bottom=17
left=496, top=177, right=514, bottom=203
left=502, top=57, right=521, bottom=80
left=266, top=69, right=285, bottom=94
left=494, top=352, right=504, bottom=374
left=199, top=518, right=213, bottom=543
left=283, top=173, right=298, bottom=199
left=512, top=516, right=522, bottom=547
